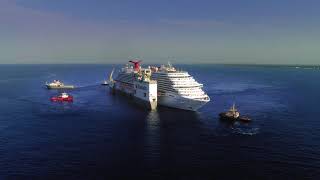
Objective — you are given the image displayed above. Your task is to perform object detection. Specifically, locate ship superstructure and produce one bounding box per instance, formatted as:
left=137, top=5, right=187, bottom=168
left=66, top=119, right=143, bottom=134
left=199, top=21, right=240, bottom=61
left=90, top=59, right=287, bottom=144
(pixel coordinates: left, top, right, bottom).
left=110, top=60, right=157, bottom=110
left=150, top=63, right=210, bottom=111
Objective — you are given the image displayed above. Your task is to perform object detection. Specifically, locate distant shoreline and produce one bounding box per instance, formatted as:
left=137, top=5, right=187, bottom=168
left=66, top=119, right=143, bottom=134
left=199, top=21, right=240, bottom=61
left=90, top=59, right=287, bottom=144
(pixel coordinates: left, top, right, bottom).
left=0, top=63, right=319, bottom=67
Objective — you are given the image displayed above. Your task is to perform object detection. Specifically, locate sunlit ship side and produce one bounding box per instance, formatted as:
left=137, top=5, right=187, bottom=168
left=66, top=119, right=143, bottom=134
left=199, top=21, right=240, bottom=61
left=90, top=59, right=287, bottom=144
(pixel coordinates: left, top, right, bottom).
left=151, top=63, right=210, bottom=111
left=109, top=60, right=157, bottom=110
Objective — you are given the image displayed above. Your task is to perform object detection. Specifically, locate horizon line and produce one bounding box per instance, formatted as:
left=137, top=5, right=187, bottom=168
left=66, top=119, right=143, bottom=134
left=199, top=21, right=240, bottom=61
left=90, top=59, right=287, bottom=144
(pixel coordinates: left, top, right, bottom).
left=0, top=63, right=319, bottom=66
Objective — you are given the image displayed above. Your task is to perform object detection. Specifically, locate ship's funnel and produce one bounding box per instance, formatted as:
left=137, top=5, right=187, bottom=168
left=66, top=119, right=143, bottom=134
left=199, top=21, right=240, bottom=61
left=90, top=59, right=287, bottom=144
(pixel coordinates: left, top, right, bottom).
left=129, top=60, right=142, bottom=71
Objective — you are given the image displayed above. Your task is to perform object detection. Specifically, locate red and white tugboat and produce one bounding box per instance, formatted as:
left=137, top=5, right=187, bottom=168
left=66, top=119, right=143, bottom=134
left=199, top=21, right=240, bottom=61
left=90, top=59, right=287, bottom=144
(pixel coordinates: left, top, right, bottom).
left=50, top=92, right=73, bottom=102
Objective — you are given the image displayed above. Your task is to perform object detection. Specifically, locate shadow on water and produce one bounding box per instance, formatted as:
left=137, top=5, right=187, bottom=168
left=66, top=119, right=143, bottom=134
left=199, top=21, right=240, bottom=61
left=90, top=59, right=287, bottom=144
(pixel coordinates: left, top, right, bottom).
left=218, top=118, right=260, bottom=136
left=144, top=107, right=203, bottom=141
left=111, top=90, right=261, bottom=138
left=140, top=108, right=208, bottom=178
left=145, top=110, right=161, bottom=131
left=1, top=64, right=320, bottom=179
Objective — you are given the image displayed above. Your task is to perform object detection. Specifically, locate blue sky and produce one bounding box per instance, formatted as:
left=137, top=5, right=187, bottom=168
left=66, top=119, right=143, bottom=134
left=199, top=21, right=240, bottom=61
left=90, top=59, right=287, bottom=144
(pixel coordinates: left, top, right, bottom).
left=1, top=0, right=320, bottom=64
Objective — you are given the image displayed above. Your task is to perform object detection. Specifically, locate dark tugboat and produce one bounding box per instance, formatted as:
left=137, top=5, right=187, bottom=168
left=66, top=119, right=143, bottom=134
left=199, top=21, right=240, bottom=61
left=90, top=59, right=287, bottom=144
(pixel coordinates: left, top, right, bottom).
left=219, top=103, right=251, bottom=122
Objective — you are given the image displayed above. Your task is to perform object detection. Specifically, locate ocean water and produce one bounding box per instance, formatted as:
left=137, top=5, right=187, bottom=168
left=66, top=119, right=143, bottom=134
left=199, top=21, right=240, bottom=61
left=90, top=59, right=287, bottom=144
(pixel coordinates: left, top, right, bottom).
left=0, top=64, right=319, bottom=179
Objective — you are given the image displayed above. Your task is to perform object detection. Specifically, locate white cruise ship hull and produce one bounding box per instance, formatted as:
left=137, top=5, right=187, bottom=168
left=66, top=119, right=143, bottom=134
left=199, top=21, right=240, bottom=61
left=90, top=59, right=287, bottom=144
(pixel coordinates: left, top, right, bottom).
left=157, top=95, right=209, bottom=111
left=111, top=81, right=157, bottom=110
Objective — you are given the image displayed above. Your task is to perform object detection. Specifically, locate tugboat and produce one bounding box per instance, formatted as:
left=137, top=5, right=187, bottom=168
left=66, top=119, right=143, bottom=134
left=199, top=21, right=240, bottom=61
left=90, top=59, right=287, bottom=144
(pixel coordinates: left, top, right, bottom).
left=46, top=80, right=75, bottom=89
left=50, top=92, right=73, bottom=102
left=219, top=103, right=251, bottom=122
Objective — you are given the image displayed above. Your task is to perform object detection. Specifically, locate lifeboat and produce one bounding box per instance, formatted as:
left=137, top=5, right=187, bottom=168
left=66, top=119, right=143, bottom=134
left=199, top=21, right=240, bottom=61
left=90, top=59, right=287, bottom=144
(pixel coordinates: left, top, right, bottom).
left=50, top=92, right=73, bottom=102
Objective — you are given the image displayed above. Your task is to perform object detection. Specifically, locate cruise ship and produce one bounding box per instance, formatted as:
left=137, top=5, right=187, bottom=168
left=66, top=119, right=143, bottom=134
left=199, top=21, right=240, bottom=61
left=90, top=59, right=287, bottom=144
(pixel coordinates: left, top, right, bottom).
left=109, top=60, right=157, bottom=110
left=150, top=63, right=210, bottom=111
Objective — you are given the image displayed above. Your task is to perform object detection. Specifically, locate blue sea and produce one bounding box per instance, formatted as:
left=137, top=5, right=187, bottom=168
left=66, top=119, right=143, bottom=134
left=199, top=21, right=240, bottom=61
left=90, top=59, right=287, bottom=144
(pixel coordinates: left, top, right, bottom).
left=0, top=64, right=319, bottom=179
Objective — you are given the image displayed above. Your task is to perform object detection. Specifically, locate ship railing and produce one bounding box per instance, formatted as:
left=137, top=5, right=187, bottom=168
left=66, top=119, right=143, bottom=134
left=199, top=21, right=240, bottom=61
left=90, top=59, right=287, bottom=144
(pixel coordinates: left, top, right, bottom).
left=172, top=84, right=203, bottom=88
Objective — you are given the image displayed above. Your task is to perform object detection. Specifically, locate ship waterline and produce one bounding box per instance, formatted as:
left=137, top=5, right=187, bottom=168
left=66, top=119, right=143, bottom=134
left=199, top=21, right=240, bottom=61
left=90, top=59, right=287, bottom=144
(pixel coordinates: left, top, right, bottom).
left=150, top=63, right=210, bottom=111
left=158, top=93, right=209, bottom=111
left=110, top=60, right=158, bottom=110
left=112, top=80, right=157, bottom=110
left=110, top=61, right=210, bottom=111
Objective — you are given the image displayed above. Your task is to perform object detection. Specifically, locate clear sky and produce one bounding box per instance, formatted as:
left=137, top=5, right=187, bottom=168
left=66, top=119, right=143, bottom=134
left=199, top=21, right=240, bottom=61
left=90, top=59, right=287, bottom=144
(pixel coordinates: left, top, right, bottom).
left=1, top=0, right=319, bottom=64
